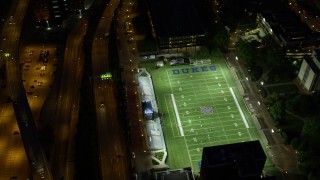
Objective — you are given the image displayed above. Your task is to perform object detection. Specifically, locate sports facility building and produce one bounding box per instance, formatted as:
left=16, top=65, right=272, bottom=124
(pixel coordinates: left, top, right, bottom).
left=147, top=0, right=206, bottom=53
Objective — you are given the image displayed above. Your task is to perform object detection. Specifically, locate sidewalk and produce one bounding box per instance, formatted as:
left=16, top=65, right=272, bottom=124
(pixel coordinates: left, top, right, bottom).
left=225, top=31, right=302, bottom=178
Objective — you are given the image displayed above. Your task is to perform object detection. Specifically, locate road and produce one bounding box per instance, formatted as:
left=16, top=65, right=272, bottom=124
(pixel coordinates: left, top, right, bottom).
left=50, top=13, right=88, bottom=180
left=116, top=0, right=151, bottom=178
left=91, top=0, right=130, bottom=179
left=0, top=88, right=29, bottom=179
left=227, top=30, right=301, bottom=179
left=288, top=0, right=320, bottom=32
left=0, top=0, right=53, bottom=179
left=0, top=0, right=30, bottom=179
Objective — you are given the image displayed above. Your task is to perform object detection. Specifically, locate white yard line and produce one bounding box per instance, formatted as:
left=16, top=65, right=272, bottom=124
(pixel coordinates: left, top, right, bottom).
left=171, top=94, right=184, bottom=136
left=229, top=87, right=249, bottom=128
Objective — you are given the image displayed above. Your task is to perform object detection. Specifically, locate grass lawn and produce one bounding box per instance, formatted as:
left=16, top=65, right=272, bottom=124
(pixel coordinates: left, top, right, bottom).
left=140, top=57, right=264, bottom=173
left=265, top=84, right=298, bottom=95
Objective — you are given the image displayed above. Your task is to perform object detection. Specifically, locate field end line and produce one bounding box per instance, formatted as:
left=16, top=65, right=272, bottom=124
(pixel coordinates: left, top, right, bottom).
left=170, top=94, right=184, bottom=136
left=229, top=87, right=249, bottom=128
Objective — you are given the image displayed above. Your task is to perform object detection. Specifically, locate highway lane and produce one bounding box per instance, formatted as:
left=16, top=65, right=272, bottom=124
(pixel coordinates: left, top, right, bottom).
left=50, top=16, right=87, bottom=179
left=288, top=0, right=320, bottom=32
left=91, top=0, right=130, bottom=179
left=0, top=0, right=19, bottom=67
left=1, top=0, right=53, bottom=179
left=0, top=86, right=29, bottom=180
left=11, top=92, right=52, bottom=180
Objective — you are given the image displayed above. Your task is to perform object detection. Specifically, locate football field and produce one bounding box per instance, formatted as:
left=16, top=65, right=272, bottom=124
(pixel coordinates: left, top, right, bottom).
left=149, top=62, right=261, bottom=173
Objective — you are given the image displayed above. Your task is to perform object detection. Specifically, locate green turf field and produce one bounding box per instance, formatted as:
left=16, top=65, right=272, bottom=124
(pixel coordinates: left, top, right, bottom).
left=143, top=59, right=263, bottom=173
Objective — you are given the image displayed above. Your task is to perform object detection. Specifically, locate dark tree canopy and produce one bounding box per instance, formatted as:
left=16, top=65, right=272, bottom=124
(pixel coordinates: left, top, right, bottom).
left=302, top=117, right=320, bottom=137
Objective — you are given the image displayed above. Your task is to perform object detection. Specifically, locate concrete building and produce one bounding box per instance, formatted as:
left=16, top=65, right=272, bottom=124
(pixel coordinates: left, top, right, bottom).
left=147, top=0, right=206, bottom=53
left=257, top=9, right=318, bottom=59
left=297, top=48, right=320, bottom=92
left=200, top=140, right=266, bottom=180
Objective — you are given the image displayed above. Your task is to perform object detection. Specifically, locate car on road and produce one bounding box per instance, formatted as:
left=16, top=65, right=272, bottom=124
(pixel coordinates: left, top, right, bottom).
left=10, top=176, right=18, bottom=180
left=27, top=91, right=33, bottom=95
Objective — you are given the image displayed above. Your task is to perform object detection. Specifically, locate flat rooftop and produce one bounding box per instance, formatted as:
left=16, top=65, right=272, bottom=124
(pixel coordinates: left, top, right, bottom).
left=202, top=140, right=266, bottom=177
left=148, top=0, right=205, bottom=37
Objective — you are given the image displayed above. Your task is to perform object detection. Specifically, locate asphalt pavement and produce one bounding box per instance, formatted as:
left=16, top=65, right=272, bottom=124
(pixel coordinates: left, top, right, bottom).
left=226, top=30, right=302, bottom=179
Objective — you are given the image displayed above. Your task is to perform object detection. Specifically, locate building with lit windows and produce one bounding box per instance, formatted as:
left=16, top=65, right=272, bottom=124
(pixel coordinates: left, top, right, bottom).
left=257, top=9, right=318, bottom=59
left=147, top=0, right=206, bottom=53
left=297, top=48, right=320, bottom=92
left=33, top=0, right=84, bottom=26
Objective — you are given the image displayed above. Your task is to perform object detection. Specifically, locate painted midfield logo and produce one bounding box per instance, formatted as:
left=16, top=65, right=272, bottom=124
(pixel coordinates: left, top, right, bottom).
left=201, top=106, right=213, bottom=115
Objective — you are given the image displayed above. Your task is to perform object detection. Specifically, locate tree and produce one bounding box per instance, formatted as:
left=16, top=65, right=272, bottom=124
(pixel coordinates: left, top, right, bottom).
left=212, top=31, right=229, bottom=51
left=298, top=149, right=320, bottom=179
left=298, top=95, right=316, bottom=117
left=270, top=101, right=284, bottom=121
left=290, top=137, right=300, bottom=149
left=196, top=47, right=210, bottom=59
left=250, top=65, right=263, bottom=81
left=265, top=43, right=285, bottom=68
left=267, top=92, right=280, bottom=104
left=302, top=117, right=320, bottom=137
left=235, top=39, right=258, bottom=66
left=285, top=94, right=301, bottom=112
